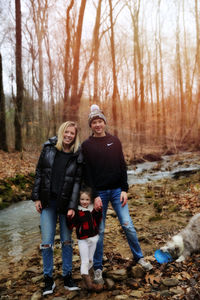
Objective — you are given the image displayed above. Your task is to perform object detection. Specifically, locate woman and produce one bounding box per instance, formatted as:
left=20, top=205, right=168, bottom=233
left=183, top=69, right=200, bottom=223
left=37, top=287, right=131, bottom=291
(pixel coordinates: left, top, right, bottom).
left=32, top=121, right=83, bottom=296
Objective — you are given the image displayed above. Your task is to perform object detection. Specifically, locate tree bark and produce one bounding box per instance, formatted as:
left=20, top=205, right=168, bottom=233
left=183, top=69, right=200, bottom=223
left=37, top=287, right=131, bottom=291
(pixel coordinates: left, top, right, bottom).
left=69, top=0, right=87, bottom=121
left=109, top=0, right=119, bottom=136
left=15, top=0, right=23, bottom=151
left=0, top=53, right=8, bottom=151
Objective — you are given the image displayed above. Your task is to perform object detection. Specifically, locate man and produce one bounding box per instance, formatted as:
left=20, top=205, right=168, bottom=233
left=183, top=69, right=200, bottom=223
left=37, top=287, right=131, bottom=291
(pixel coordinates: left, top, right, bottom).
left=82, top=104, right=153, bottom=284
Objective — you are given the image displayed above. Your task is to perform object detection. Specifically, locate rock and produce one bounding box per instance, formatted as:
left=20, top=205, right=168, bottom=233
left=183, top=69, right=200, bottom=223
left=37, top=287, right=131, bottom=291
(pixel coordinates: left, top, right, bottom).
left=170, top=286, right=185, bottom=295
left=72, top=255, right=80, bottom=262
left=107, top=209, right=116, bottom=217
left=106, top=269, right=127, bottom=280
left=64, top=291, right=79, bottom=299
left=160, top=290, right=171, bottom=297
left=105, top=278, right=115, bottom=290
left=130, top=265, right=145, bottom=278
left=162, top=278, right=179, bottom=287
left=126, top=278, right=140, bottom=289
left=27, top=266, right=40, bottom=274
left=115, top=295, right=129, bottom=300
left=31, top=275, right=43, bottom=283
left=112, top=290, right=121, bottom=296
left=130, top=290, right=144, bottom=298
left=31, top=291, right=42, bottom=300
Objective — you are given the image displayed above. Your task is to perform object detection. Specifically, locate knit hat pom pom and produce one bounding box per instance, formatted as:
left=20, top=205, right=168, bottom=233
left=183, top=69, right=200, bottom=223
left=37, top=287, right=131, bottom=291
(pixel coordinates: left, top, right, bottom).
left=90, top=104, right=100, bottom=112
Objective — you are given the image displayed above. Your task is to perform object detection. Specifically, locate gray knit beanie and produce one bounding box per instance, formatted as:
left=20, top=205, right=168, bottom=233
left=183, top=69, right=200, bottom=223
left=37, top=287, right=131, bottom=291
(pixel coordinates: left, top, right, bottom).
left=88, top=104, right=106, bottom=127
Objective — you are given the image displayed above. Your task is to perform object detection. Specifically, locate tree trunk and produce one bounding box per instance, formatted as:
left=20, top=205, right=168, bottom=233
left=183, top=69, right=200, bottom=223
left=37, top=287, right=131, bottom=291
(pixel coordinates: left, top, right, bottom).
left=63, top=0, right=74, bottom=121
left=109, top=0, right=119, bottom=136
left=15, top=0, right=23, bottom=151
left=93, top=0, right=102, bottom=104
left=0, top=53, right=8, bottom=151
left=69, top=0, right=87, bottom=122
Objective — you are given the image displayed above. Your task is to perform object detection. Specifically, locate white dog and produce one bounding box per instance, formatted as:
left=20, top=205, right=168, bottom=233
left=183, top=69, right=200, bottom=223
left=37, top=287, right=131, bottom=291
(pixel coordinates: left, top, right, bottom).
left=160, top=213, right=200, bottom=262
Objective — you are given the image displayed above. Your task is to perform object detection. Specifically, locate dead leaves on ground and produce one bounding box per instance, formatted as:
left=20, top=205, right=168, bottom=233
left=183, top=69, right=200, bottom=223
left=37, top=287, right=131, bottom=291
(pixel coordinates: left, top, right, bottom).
left=0, top=150, right=38, bottom=180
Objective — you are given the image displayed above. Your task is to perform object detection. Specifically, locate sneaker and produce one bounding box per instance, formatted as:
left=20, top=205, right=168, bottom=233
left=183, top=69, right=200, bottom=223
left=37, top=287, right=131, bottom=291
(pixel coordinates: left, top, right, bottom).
left=64, top=272, right=81, bottom=291
left=137, top=258, right=153, bottom=271
left=94, top=269, right=104, bottom=284
left=43, top=275, right=56, bottom=296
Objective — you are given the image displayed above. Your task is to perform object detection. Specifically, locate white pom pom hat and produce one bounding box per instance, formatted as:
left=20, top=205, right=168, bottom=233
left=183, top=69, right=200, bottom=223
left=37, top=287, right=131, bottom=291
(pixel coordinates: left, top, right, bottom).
left=88, top=104, right=107, bottom=127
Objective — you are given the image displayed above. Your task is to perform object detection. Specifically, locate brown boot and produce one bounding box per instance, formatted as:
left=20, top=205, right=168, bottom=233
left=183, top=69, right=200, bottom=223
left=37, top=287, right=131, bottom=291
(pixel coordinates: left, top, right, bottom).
left=82, top=274, right=103, bottom=292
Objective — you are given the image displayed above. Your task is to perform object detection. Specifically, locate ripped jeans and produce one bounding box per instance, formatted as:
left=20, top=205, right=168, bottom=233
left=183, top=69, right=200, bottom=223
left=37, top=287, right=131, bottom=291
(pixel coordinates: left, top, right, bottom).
left=40, top=207, right=73, bottom=277
left=93, top=188, right=143, bottom=270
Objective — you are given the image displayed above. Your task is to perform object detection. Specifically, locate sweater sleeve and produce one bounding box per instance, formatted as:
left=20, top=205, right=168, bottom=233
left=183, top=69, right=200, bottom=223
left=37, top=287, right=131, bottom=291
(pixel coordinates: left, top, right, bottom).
left=118, top=140, right=129, bottom=192
left=92, top=208, right=102, bottom=227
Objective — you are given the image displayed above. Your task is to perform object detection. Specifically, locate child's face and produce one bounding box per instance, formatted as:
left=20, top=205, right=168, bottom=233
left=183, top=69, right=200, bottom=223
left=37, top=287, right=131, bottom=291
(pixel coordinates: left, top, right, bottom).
left=80, top=192, right=91, bottom=208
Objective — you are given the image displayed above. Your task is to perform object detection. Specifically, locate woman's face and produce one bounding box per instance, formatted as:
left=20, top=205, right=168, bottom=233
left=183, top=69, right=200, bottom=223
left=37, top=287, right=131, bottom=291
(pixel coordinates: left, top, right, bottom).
left=80, top=192, right=91, bottom=208
left=62, top=126, right=76, bottom=149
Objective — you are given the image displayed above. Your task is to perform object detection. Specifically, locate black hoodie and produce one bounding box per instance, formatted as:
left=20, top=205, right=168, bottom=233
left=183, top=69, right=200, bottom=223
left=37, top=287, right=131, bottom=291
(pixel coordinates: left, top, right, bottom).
left=82, top=133, right=128, bottom=196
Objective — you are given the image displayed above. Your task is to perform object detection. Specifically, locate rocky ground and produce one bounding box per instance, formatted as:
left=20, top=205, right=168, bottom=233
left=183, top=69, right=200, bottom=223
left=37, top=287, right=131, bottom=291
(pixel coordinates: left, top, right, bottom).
left=1, top=151, right=200, bottom=299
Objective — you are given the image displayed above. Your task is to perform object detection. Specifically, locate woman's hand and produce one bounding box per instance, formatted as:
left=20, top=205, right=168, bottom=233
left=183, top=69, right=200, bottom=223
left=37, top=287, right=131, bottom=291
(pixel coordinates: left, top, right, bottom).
left=67, top=209, right=75, bottom=218
left=94, top=196, right=102, bottom=211
left=35, top=200, right=42, bottom=213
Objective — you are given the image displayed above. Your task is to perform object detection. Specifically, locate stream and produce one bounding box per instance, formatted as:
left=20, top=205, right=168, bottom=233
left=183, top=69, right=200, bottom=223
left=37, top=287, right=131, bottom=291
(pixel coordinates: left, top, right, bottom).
left=0, top=152, right=200, bottom=266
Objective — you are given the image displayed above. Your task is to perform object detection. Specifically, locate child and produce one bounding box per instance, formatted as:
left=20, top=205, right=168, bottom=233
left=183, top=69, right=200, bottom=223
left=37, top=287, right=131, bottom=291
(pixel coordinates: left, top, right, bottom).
left=67, top=187, right=103, bottom=291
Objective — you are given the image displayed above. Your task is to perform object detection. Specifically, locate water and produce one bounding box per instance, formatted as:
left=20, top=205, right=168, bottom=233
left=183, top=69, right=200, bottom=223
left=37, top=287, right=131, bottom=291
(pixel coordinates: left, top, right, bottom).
left=127, top=154, right=200, bottom=185
left=0, top=200, right=40, bottom=264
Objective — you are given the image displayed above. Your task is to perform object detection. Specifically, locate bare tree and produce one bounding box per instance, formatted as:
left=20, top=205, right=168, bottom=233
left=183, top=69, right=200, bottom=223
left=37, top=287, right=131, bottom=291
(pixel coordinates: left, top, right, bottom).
left=69, top=0, right=87, bottom=121
left=93, top=0, right=102, bottom=104
left=63, top=0, right=74, bottom=121
left=175, top=4, right=185, bottom=139
left=108, top=0, right=119, bottom=136
left=15, top=0, right=23, bottom=151
left=0, top=53, right=8, bottom=151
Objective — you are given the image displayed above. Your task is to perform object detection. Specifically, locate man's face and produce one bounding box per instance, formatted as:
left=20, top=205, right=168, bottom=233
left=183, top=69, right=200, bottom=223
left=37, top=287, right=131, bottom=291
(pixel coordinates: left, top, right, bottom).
left=90, top=118, right=106, bottom=137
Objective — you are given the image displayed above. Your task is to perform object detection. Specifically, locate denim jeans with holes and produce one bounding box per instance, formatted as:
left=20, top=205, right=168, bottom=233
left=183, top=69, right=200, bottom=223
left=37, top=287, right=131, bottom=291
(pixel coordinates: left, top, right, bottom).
left=40, top=207, right=73, bottom=277
left=93, top=188, right=143, bottom=270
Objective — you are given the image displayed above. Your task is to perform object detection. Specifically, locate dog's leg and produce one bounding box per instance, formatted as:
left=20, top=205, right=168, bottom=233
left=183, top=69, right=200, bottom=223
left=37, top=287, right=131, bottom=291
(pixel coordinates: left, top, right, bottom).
left=176, top=255, right=185, bottom=262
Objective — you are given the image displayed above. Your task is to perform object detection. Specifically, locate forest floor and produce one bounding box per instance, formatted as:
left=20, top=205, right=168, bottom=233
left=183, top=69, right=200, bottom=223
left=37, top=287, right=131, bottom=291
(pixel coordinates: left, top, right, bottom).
left=1, top=150, right=200, bottom=299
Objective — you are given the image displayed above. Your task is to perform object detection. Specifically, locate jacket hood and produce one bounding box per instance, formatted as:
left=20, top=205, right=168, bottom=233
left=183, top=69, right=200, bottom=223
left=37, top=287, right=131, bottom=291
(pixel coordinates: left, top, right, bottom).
left=44, top=136, right=57, bottom=146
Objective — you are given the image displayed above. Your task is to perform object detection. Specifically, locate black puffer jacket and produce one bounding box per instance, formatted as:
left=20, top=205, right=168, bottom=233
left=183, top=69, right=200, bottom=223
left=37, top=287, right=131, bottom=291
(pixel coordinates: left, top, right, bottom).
left=32, top=136, right=83, bottom=214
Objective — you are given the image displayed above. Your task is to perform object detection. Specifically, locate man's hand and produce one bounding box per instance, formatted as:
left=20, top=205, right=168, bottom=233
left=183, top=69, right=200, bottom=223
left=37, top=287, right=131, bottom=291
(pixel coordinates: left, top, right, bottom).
left=120, top=191, right=127, bottom=207
left=67, top=209, right=75, bottom=218
left=35, top=200, right=42, bottom=213
left=94, top=196, right=102, bottom=211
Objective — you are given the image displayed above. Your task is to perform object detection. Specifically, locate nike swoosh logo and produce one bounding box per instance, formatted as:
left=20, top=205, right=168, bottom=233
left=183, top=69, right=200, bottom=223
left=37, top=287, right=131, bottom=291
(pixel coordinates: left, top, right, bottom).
left=107, top=143, right=113, bottom=146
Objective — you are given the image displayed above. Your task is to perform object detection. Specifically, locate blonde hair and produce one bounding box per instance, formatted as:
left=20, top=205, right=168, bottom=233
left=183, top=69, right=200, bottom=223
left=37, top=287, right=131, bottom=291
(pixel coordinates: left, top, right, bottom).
left=55, top=121, right=80, bottom=153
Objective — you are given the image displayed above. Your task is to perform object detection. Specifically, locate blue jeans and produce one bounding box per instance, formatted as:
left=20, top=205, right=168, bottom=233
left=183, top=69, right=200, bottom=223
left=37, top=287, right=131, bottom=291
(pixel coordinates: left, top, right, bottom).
left=93, top=188, right=143, bottom=270
left=40, top=207, right=73, bottom=277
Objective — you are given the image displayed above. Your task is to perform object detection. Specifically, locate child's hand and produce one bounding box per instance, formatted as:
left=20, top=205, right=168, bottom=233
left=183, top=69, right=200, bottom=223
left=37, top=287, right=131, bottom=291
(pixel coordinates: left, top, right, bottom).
left=67, top=209, right=75, bottom=219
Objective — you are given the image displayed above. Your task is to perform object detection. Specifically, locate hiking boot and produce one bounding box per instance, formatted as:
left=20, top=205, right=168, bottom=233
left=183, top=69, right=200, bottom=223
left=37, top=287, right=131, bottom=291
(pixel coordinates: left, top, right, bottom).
left=82, top=274, right=103, bottom=292
left=43, top=275, right=56, bottom=296
left=137, top=258, right=153, bottom=271
left=94, top=269, right=104, bottom=284
left=64, top=272, right=80, bottom=291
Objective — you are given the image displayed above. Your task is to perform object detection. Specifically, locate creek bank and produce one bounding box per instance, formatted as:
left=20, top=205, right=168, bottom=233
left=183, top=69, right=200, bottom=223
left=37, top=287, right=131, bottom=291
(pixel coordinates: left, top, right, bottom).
left=0, top=173, right=34, bottom=210
left=1, top=170, right=200, bottom=299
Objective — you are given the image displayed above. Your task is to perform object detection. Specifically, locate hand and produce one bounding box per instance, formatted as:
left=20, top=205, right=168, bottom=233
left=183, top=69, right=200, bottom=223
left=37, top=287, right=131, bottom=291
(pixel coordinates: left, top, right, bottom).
left=94, top=196, right=102, bottom=211
left=35, top=200, right=42, bottom=213
left=67, top=209, right=75, bottom=219
left=120, top=191, right=127, bottom=207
